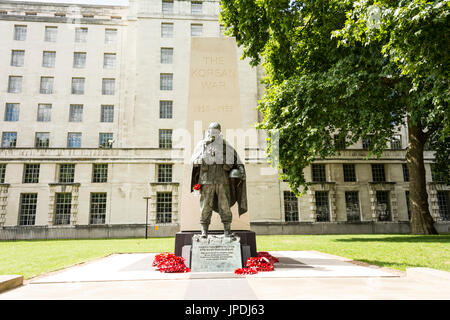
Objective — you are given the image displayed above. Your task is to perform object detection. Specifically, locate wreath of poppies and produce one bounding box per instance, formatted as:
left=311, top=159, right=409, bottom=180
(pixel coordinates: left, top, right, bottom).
left=152, top=252, right=191, bottom=273
left=235, top=252, right=279, bottom=275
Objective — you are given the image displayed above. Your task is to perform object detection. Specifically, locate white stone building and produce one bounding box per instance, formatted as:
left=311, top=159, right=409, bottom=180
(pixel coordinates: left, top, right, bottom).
left=0, top=0, right=448, bottom=239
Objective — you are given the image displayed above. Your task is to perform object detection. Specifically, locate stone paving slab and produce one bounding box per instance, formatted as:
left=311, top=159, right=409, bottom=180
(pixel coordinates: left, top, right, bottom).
left=28, top=251, right=398, bottom=284
left=1, top=251, right=449, bottom=300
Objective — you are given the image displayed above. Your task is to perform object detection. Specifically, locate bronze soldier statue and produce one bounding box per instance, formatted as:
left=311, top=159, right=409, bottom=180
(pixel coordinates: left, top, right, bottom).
left=190, top=122, right=247, bottom=238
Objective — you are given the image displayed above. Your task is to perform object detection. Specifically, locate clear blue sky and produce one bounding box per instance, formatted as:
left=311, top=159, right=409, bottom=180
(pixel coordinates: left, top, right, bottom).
left=10, top=0, right=129, bottom=5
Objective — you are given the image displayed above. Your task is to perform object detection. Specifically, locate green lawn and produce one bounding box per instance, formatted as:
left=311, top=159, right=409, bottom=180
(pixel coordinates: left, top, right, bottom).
left=0, top=234, right=449, bottom=279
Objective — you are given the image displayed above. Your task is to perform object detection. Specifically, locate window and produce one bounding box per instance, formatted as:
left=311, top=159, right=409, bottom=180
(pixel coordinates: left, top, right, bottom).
left=105, top=28, right=117, bottom=44
left=402, top=164, right=409, bottom=182
left=437, top=191, right=449, bottom=221
left=73, top=52, right=86, bottom=68
left=18, top=193, right=37, bottom=226
left=191, top=1, right=202, bottom=14
left=191, top=24, right=203, bottom=37
left=1, top=132, right=17, bottom=148
left=101, top=105, right=114, bottom=122
left=371, top=164, right=386, bottom=182
left=162, top=0, right=173, bottom=14
left=99, top=133, right=113, bottom=148
left=362, top=136, right=373, bottom=150
left=54, top=12, right=66, bottom=17
left=159, top=129, right=172, bottom=149
left=0, top=164, right=5, bottom=183
left=102, top=78, right=115, bottom=95
left=75, top=27, right=88, bottom=42
left=71, top=78, right=85, bottom=94
left=158, top=164, right=173, bottom=183
left=43, top=51, right=56, bottom=68
left=334, top=134, right=346, bottom=150
left=37, top=104, right=52, bottom=122
left=67, top=132, right=82, bottom=148
left=312, top=164, right=326, bottom=182
left=431, top=164, right=446, bottom=183
left=159, top=101, right=173, bottom=119
left=8, top=76, right=22, bottom=93
left=343, top=164, right=356, bottom=182
left=405, top=191, right=411, bottom=220
left=59, top=164, right=75, bottom=183
left=83, top=13, right=94, bottom=18
left=160, top=74, right=173, bottom=91
left=92, top=164, right=108, bottom=183
left=156, top=192, right=172, bottom=223
left=315, top=191, right=330, bottom=222
left=284, top=191, right=299, bottom=222
left=391, top=134, right=402, bottom=150
left=161, top=48, right=173, bottom=64
left=161, top=23, right=173, bottom=38
left=103, top=53, right=116, bottom=69
left=14, top=25, right=27, bottom=41
left=345, top=191, right=360, bottom=222
left=35, top=132, right=50, bottom=148
left=23, top=164, right=40, bottom=183
left=219, top=24, right=225, bottom=37
left=40, top=77, right=54, bottom=94
left=69, top=105, right=83, bottom=122
left=89, top=193, right=107, bottom=224
left=45, top=26, right=57, bottom=42
left=5, top=103, right=19, bottom=121
left=11, top=50, right=24, bottom=67
left=25, top=12, right=37, bottom=16
left=54, top=193, right=72, bottom=225
left=376, top=191, right=391, bottom=221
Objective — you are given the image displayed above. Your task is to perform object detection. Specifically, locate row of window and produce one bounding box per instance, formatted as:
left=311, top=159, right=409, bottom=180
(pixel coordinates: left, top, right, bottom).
left=1, top=129, right=173, bottom=148
left=162, top=0, right=204, bottom=15
left=0, top=163, right=108, bottom=184
left=0, top=10, right=122, bottom=20
left=334, top=134, right=403, bottom=150
left=16, top=190, right=173, bottom=226
left=3, top=101, right=173, bottom=122
left=6, top=76, right=117, bottom=95
left=0, top=132, right=115, bottom=149
left=283, top=190, right=450, bottom=222
left=307, top=163, right=444, bottom=183
left=12, top=25, right=118, bottom=44
left=3, top=103, right=114, bottom=123
left=11, top=21, right=212, bottom=44
left=10, top=50, right=117, bottom=69
left=0, top=163, right=173, bottom=184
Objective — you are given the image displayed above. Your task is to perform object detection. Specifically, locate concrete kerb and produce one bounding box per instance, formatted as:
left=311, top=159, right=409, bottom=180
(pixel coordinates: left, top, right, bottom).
left=0, top=275, right=23, bottom=293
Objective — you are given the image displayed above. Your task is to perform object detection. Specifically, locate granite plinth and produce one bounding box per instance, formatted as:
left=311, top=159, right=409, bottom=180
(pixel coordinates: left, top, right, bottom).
left=190, top=234, right=242, bottom=272
left=175, top=230, right=257, bottom=259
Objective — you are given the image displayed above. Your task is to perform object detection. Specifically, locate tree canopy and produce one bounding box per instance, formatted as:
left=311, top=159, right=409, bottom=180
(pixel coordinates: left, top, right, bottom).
left=220, top=0, right=449, bottom=233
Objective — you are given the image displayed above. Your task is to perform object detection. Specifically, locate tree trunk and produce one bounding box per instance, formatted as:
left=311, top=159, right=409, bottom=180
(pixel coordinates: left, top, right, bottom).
left=406, top=118, right=438, bottom=234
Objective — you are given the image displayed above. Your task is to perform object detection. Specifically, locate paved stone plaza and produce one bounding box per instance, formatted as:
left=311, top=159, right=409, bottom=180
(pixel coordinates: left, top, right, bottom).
left=1, top=251, right=449, bottom=300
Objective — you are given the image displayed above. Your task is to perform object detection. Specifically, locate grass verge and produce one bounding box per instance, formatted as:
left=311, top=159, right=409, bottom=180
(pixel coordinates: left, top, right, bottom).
left=0, top=234, right=448, bottom=279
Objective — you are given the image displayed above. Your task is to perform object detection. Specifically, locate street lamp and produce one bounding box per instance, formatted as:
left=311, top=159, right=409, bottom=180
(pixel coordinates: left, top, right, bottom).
left=143, top=196, right=151, bottom=239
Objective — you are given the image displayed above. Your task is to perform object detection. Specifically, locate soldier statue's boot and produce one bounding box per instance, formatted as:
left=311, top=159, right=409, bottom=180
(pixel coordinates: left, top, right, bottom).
left=200, top=223, right=209, bottom=238
left=223, top=222, right=233, bottom=238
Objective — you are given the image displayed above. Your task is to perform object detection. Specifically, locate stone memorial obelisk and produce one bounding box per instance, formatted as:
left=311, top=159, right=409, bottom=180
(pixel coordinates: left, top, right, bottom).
left=174, top=37, right=256, bottom=265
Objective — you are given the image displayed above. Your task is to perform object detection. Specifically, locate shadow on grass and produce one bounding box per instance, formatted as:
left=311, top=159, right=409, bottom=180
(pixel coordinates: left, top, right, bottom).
left=354, top=258, right=448, bottom=272
left=334, top=235, right=450, bottom=243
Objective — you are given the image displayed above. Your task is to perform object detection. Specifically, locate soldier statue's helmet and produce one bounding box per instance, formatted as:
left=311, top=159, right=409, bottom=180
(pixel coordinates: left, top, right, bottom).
left=208, top=122, right=221, bottom=131
left=229, top=168, right=243, bottom=179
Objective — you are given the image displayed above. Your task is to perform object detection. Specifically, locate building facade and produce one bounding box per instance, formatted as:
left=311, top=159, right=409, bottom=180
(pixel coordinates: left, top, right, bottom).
left=0, top=0, right=448, bottom=239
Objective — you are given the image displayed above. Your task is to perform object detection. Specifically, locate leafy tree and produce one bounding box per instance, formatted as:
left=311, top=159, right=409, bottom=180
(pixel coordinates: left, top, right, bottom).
left=220, top=0, right=449, bottom=234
